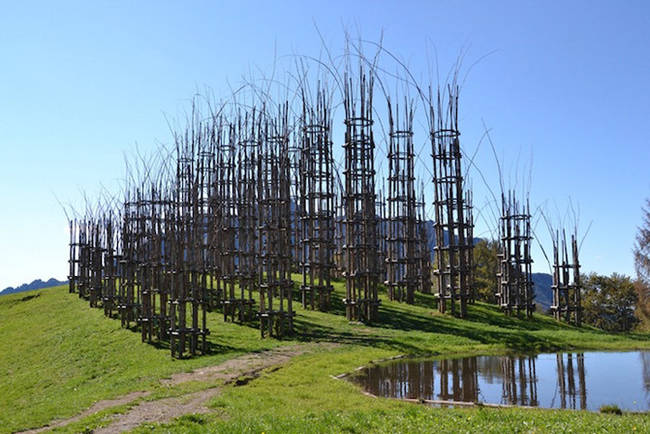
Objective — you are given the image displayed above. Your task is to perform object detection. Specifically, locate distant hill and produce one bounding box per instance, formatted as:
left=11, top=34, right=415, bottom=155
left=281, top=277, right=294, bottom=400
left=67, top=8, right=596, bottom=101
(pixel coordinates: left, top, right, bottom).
left=0, top=278, right=67, bottom=296
left=532, top=273, right=553, bottom=313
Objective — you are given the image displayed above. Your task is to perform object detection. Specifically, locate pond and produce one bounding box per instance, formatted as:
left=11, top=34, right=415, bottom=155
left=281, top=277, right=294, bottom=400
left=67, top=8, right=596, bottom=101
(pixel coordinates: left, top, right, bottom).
left=346, top=351, right=650, bottom=412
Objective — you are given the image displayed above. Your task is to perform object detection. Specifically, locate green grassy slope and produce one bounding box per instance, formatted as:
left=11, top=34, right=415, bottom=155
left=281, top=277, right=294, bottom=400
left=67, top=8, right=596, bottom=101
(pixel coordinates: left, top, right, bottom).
left=1, top=282, right=648, bottom=433
left=139, top=348, right=650, bottom=434
left=0, top=285, right=285, bottom=432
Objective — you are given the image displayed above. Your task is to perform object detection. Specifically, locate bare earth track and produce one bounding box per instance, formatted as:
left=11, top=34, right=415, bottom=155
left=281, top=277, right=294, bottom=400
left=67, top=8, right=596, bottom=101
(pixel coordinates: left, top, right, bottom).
left=21, top=344, right=326, bottom=433
left=20, top=392, right=151, bottom=434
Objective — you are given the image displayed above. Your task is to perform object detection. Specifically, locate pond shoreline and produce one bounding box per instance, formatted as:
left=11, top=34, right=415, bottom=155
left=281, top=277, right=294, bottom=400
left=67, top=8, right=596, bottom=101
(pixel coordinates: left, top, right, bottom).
left=342, top=349, right=650, bottom=413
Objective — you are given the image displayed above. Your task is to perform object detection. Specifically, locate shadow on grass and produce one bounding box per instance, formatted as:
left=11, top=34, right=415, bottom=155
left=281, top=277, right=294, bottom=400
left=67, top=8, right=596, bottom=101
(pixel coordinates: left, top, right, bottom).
left=291, top=317, right=426, bottom=354
left=289, top=298, right=568, bottom=354
left=463, top=304, right=575, bottom=332
left=4, top=292, right=42, bottom=309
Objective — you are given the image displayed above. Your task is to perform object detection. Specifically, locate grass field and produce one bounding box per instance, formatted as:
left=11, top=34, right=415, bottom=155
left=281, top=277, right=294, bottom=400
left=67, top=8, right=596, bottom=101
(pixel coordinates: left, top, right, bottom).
left=1, top=281, right=649, bottom=433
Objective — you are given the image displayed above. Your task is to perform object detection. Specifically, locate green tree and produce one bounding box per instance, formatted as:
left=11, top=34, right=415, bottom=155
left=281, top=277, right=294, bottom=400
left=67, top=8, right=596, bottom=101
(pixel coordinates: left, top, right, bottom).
left=634, top=279, right=650, bottom=331
left=633, top=199, right=650, bottom=328
left=634, top=200, right=650, bottom=288
left=473, top=239, right=500, bottom=304
left=582, top=273, right=639, bottom=332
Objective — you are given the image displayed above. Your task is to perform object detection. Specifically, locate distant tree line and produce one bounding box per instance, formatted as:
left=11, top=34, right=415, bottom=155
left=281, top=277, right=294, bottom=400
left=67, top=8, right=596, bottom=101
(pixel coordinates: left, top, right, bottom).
left=581, top=273, right=639, bottom=332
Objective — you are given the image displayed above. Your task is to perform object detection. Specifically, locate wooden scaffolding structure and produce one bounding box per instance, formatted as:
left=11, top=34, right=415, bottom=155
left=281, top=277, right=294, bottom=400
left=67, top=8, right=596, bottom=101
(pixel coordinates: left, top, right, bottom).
left=497, top=191, right=535, bottom=317
left=299, top=89, right=335, bottom=311
left=430, top=87, right=474, bottom=317
left=342, top=68, right=380, bottom=322
left=385, top=98, right=418, bottom=303
left=550, top=231, right=582, bottom=325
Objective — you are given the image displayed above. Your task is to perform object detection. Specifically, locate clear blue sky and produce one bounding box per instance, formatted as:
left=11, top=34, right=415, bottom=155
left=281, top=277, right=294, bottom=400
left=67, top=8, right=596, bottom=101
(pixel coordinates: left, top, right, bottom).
left=1, top=1, right=649, bottom=289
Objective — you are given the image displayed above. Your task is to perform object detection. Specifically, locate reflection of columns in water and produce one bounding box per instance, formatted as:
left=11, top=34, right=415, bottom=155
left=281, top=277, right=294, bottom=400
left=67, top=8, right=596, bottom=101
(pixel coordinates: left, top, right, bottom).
left=394, top=362, right=403, bottom=398
left=556, top=353, right=587, bottom=410
left=396, top=361, right=411, bottom=398
left=451, top=359, right=461, bottom=400
left=437, top=358, right=479, bottom=402
left=501, top=356, right=538, bottom=406
left=567, top=353, right=576, bottom=409
left=642, top=352, right=650, bottom=394
left=461, top=357, right=479, bottom=402
left=367, top=361, right=439, bottom=400
left=518, top=358, right=526, bottom=404
left=439, top=359, right=450, bottom=401
left=502, top=357, right=517, bottom=404
left=408, top=361, right=435, bottom=400
left=528, top=357, right=538, bottom=406
left=422, top=361, right=435, bottom=399
left=408, top=362, right=419, bottom=399
left=577, top=354, right=586, bottom=409
left=556, top=354, right=567, bottom=408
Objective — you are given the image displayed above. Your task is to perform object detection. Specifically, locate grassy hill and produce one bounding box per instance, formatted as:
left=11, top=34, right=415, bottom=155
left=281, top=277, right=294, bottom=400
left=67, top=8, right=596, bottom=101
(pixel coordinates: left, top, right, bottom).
left=1, top=281, right=649, bottom=433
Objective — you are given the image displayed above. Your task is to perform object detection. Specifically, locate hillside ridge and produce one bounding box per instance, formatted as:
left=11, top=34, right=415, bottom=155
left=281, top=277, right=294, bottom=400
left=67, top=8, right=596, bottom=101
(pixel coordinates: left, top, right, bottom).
left=0, top=278, right=67, bottom=296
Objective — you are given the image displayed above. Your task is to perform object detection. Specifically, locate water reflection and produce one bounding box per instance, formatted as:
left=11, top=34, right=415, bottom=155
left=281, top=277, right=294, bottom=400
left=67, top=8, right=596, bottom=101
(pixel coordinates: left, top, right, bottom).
left=348, top=351, right=650, bottom=411
left=500, top=356, right=538, bottom=406
left=642, top=352, right=650, bottom=395
left=553, top=353, right=586, bottom=410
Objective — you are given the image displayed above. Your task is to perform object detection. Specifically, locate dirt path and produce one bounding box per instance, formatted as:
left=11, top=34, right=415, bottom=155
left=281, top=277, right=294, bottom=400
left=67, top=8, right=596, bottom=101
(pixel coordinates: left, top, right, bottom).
left=21, top=392, right=150, bottom=434
left=161, top=344, right=308, bottom=386
left=93, top=388, right=222, bottom=433
left=21, top=344, right=324, bottom=434
left=95, top=344, right=318, bottom=433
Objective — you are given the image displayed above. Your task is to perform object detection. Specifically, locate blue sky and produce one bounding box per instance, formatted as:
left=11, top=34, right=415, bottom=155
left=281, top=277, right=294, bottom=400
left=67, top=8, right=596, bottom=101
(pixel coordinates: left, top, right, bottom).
left=1, top=1, right=649, bottom=288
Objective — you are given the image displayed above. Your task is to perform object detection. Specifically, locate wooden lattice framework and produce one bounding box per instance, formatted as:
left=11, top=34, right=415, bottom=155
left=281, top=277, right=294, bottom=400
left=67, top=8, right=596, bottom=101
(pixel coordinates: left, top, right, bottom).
left=385, top=98, right=418, bottom=303
left=416, top=187, right=432, bottom=295
left=257, top=106, right=295, bottom=337
left=550, top=231, right=582, bottom=325
left=299, top=89, right=335, bottom=311
left=430, top=87, right=474, bottom=317
left=497, top=191, right=535, bottom=317
left=342, top=69, right=380, bottom=323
